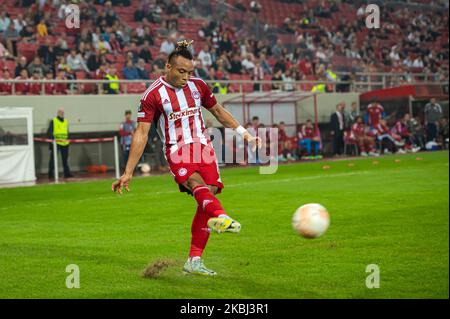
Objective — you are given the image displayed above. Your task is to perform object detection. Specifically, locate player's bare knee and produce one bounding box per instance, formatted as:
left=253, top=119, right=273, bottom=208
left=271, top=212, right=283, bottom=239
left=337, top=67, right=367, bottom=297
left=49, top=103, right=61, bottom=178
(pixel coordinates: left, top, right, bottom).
left=185, top=173, right=206, bottom=191
left=208, top=185, right=218, bottom=194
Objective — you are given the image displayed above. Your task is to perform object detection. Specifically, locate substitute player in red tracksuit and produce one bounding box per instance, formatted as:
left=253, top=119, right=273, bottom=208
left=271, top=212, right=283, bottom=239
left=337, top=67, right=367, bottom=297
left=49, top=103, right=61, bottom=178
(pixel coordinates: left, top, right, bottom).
left=351, top=116, right=378, bottom=156
left=391, top=114, right=421, bottom=153
left=112, top=41, right=261, bottom=276
left=366, top=101, right=385, bottom=128
left=374, top=119, right=404, bottom=154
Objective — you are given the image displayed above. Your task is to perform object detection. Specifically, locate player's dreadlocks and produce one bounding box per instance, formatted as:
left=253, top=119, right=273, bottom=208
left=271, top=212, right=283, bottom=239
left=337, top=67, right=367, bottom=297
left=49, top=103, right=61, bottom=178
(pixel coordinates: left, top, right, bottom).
left=168, top=40, right=194, bottom=64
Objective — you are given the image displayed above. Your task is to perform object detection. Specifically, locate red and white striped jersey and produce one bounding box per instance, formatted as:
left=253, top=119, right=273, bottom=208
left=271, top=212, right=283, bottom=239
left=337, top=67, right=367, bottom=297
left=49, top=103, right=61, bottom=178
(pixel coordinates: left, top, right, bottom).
left=137, top=76, right=217, bottom=153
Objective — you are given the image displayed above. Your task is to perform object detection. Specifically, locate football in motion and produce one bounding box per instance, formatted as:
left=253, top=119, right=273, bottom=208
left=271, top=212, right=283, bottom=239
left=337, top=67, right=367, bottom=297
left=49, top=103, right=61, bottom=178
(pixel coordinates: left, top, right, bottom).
left=140, top=163, right=151, bottom=174
left=292, top=204, right=330, bottom=238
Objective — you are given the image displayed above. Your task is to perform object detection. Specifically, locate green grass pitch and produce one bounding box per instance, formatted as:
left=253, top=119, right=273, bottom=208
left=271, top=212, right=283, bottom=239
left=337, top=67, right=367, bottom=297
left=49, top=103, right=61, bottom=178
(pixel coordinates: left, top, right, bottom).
left=0, top=152, right=448, bottom=298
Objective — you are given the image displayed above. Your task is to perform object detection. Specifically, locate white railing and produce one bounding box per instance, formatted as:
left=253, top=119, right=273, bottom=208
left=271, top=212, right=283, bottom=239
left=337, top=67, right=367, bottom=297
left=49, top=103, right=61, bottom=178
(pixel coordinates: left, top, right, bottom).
left=0, top=76, right=448, bottom=95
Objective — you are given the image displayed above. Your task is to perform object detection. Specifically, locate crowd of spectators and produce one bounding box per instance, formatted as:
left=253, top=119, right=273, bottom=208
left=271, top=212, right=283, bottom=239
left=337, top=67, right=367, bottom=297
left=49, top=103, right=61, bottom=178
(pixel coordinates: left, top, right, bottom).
left=0, top=1, right=448, bottom=136
left=0, top=0, right=448, bottom=95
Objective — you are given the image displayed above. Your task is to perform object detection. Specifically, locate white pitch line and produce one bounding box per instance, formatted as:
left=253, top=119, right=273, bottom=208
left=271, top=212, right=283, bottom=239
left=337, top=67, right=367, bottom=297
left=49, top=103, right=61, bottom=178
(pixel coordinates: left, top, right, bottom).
left=0, top=171, right=371, bottom=212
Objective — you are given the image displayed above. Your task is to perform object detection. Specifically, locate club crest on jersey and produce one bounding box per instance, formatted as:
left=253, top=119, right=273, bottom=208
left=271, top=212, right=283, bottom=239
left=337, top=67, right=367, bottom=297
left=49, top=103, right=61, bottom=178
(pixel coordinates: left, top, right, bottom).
left=191, top=90, right=200, bottom=100
left=178, top=168, right=188, bottom=176
left=163, top=98, right=170, bottom=104
left=168, top=107, right=200, bottom=121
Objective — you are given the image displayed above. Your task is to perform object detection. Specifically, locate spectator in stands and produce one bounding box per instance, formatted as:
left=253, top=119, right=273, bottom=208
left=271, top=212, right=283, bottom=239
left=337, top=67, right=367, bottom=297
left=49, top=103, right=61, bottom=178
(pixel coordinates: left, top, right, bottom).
left=37, top=37, right=56, bottom=67
left=14, top=56, right=27, bottom=78
left=104, top=66, right=120, bottom=94
left=119, top=110, right=136, bottom=168
left=198, top=44, right=213, bottom=69
left=55, top=71, right=68, bottom=95
left=0, top=69, right=13, bottom=95
left=108, top=33, right=122, bottom=54
left=47, top=107, right=73, bottom=179
left=298, top=56, right=313, bottom=76
left=14, top=69, right=30, bottom=95
left=134, top=3, right=148, bottom=22
left=241, top=53, right=255, bottom=73
left=19, top=24, right=36, bottom=42
left=229, top=54, right=243, bottom=74
left=12, top=14, right=26, bottom=33
left=330, top=103, right=346, bottom=156
left=36, top=19, right=48, bottom=37
left=166, top=0, right=180, bottom=30
left=152, top=52, right=166, bottom=75
left=27, top=56, right=49, bottom=78
left=139, top=40, right=153, bottom=63
left=218, top=32, right=233, bottom=55
left=282, top=69, right=295, bottom=92
left=271, top=40, right=283, bottom=59
left=126, top=42, right=140, bottom=64
left=424, top=98, right=443, bottom=142
left=95, top=34, right=112, bottom=54
left=160, top=36, right=176, bottom=55
left=67, top=49, right=90, bottom=73
left=123, top=60, right=139, bottom=80
left=252, top=60, right=264, bottom=91
left=194, top=59, right=208, bottom=79
left=299, top=120, right=321, bottom=159
left=136, top=58, right=150, bottom=80
left=351, top=116, right=378, bottom=157
left=271, top=69, right=283, bottom=91
left=3, top=23, right=20, bottom=57
left=44, top=71, right=55, bottom=95
left=0, top=12, right=10, bottom=33
left=259, top=53, right=272, bottom=75
left=29, top=70, right=43, bottom=95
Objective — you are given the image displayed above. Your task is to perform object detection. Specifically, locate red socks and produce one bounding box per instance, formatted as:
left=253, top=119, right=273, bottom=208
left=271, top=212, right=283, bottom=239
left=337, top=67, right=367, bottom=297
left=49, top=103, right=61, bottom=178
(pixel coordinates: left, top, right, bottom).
left=189, top=185, right=227, bottom=257
left=192, top=186, right=225, bottom=218
left=189, top=205, right=210, bottom=257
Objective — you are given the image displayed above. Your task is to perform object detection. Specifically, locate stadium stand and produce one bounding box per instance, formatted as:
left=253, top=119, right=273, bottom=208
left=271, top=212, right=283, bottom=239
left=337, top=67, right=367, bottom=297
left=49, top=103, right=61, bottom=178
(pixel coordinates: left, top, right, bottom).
left=0, top=0, right=448, bottom=96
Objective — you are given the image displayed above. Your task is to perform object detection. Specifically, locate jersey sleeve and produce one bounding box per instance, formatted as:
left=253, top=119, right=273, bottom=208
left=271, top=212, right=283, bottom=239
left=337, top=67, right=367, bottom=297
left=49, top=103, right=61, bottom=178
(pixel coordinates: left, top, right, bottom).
left=197, top=79, right=217, bottom=109
left=137, top=93, right=157, bottom=123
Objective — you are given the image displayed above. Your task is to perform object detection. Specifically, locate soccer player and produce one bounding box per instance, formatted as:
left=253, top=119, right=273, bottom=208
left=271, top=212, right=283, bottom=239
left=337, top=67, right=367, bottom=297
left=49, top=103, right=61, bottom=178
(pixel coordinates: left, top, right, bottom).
left=112, top=41, right=261, bottom=276
left=374, top=119, right=405, bottom=154
left=392, top=114, right=421, bottom=153
left=299, top=120, right=321, bottom=159
left=366, top=100, right=385, bottom=128
left=351, top=116, right=378, bottom=157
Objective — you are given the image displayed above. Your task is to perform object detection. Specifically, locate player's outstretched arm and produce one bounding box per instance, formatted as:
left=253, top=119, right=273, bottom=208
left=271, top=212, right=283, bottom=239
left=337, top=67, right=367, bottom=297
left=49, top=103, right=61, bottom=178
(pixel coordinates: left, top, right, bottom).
left=208, top=103, right=262, bottom=151
left=112, top=122, right=151, bottom=194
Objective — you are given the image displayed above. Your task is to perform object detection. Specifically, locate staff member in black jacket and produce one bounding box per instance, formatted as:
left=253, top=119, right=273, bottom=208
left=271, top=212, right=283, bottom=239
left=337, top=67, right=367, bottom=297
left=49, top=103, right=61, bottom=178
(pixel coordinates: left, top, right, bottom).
left=330, top=102, right=346, bottom=156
